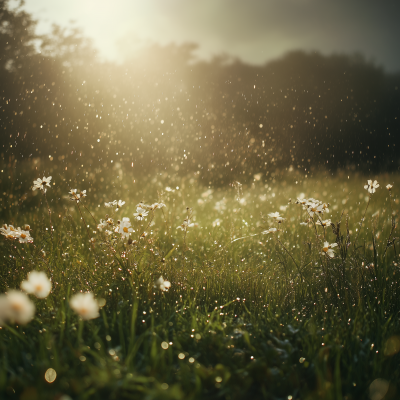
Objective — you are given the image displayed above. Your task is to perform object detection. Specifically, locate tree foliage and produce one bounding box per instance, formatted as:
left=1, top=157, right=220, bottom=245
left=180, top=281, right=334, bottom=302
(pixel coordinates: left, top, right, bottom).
left=0, top=0, right=399, bottom=184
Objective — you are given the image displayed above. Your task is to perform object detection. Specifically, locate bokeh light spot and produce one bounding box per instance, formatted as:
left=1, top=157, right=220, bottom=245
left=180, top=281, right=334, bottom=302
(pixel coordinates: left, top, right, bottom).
left=45, top=368, right=57, bottom=383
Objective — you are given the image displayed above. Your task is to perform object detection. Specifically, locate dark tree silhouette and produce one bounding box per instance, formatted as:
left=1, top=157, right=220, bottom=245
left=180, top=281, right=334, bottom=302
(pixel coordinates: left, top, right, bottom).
left=0, top=0, right=399, bottom=185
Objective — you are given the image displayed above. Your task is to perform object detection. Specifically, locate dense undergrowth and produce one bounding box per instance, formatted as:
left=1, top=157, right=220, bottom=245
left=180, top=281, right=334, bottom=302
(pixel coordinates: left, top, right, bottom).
left=0, top=160, right=400, bottom=399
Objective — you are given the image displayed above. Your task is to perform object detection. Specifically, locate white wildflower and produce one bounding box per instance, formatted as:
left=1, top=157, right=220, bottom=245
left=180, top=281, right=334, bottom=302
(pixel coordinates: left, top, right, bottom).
left=70, top=292, right=99, bottom=320
left=69, top=189, right=85, bottom=202
left=322, top=241, right=338, bottom=258
left=154, top=276, right=171, bottom=292
left=134, top=207, right=148, bottom=221
left=386, top=184, right=393, bottom=190
left=6, top=290, right=36, bottom=325
left=262, top=227, right=277, bottom=234
left=15, top=227, right=33, bottom=243
left=177, top=219, right=195, bottom=230
left=116, top=217, right=134, bottom=239
left=69, top=189, right=81, bottom=202
left=268, top=212, right=285, bottom=222
left=97, top=219, right=107, bottom=231
left=316, top=219, right=332, bottom=227
left=307, top=202, right=324, bottom=217
left=0, top=224, right=18, bottom=240
left=115, top=200, right=125, bottom=211
left=364, top=180, right=379, bottom=194
left=32, top=176, right=52, bottom=193
left=21, top=271, right=51, bottom=299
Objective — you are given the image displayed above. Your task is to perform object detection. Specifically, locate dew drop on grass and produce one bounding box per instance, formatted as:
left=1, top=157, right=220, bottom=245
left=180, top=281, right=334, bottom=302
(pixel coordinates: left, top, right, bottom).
left=44, top=368, right=56, bottom=383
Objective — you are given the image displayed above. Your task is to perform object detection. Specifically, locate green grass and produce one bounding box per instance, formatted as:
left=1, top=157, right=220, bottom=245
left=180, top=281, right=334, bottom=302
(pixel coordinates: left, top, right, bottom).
left=1, top=160, right=400, bottom=399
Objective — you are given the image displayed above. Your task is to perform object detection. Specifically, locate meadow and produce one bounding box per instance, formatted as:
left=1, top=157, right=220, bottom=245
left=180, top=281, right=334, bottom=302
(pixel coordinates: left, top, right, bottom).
left=0, top=160, right=399, bottom=400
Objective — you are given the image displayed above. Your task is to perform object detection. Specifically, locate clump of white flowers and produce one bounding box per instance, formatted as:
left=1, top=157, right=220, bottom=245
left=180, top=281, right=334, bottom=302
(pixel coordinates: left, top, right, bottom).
left=69, top=189, right=87, bottom=202
left=0, top=224, right=33, bottom=243
left=104, top=200, right=125, bottom=211
left=70, top=292, right=100, bottom=320
left=137, top=201, right=166, bottom=211
left=154, top=276, right=171, bottom=292
left=295, top=197, right=329, bottom=219
left=21, top=271, right=51, bottom=299
left=316, top=219, right=332, bottom=227
left=0, top=290, right=35, bottom=325
left=32, top=176, right=52, bottom=193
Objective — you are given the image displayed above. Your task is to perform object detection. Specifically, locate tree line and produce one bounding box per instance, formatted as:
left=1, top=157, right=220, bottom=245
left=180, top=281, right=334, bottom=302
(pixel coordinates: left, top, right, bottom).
left=1, top=0, right=399, bottom=184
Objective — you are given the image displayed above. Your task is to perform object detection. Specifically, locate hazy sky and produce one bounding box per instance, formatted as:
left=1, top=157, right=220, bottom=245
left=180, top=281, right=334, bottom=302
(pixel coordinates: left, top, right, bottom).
left=19, top=0, right=400, bottom=72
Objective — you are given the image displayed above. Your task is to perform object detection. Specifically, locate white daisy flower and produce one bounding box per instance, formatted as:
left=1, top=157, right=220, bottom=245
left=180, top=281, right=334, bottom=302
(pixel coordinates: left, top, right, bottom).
left=134, top=207, right=148, bottom=221
left=316, top=219, right=332, bottom=227
left=69, top=189, right=80, bottom=201
left=177, top=219, right=195, bottom=230
left=307, top=202, right=324, bottom=217
left=70, top=189, right=86, bottom=202
left=32, top=176, right=52, bottom=193
left=6, top=290, right=36, bottom=325
left=15, top=228, right=33, bottom=243
left=268, top=212, right=285, bottom=222
left=116, top=217, right=134, bottom=238
left=295, top=197, right=307, bottom=205
left=386, top=184, right=393, bottom=190
left=154, top=276, right=171, bottom=292
left=104, top=200, right=117, bottom=208
left=21, top=271, right=51, bottom=299
left=0, top=224, right=18, bottom=240
left=97, top=219, right=107, bottom=231
left=70, top=292, right=99, bottom=320
left=364, top=180, right=379, bottom=194
left=115, top=200, right=125, bottom=211
left=322, top=241, right=338, bottom=258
